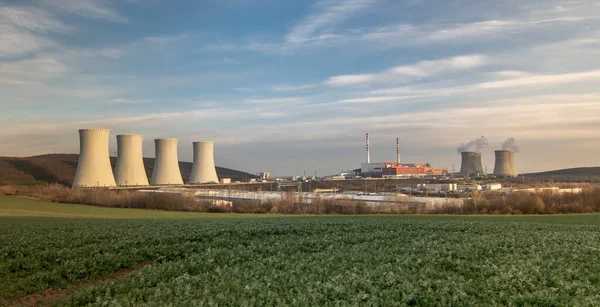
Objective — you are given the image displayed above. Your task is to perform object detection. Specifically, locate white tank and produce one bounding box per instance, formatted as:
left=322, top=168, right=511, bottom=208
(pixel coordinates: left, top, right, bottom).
left=114, top=134, right=149, bottom=186
left=150, top=138, right=183, bottom=185
left=189, top=141, right=219, bottom=184
left=73, top=129, right=116, bottom=188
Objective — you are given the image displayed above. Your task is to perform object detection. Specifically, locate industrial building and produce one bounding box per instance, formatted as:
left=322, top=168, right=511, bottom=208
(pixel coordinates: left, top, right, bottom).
left=114, top=134, right=149, bottom=186
left=151, top=138, right=184, bottom=185
left=73, top=129, right=117, bottom=187
left=73, top=129, right=227, bottom=188
left=358, top=134, right=447, bottom=178
left=493, top=150, right=518, bottom=177
left=459, top=151, right=485, bottom=177
left=189, top=141, right=219, bottom=184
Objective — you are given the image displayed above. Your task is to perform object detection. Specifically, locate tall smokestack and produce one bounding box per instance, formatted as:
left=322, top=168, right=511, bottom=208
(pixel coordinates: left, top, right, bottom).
left=366, top=133, right=370, bottom=163
left=114, top=134, right=149, bottom=186
left=73, top=129, right=116, bottom=188
left=396, top=138, right=400, bottom=164
left=150, top=138, right=183, bottom=185
left=189, top=141, right=219, bottom=184
left=459, top=152, right=484, bottom=177
left=493, top=150, right=517, bottom=177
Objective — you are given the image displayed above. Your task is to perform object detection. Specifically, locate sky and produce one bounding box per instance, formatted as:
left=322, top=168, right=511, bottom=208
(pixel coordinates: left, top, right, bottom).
left=1, top=0, right=600, bottom=176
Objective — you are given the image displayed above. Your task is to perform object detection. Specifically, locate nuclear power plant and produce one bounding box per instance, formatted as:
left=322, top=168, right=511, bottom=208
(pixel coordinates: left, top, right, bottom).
left=114, top=134, right=149, bottom=186
left=73, top=129, right=117, bottom=187
left=189, top=141, right=219, bottom=184
left=459, top=152, right=485, bottom=177
left=493, top=150, right=518, bottom=177
left=72, top=129, right=224, bottom=188
left=151, top=138, right=184, bottom=185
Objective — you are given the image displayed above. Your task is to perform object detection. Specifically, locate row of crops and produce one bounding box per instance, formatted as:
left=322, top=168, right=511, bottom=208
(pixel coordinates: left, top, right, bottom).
left=1, top=216, right=600, bottom=305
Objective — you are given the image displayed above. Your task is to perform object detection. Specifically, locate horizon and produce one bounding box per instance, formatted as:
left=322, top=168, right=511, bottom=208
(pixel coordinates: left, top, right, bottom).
left=2, top=0, right=600, bottom=176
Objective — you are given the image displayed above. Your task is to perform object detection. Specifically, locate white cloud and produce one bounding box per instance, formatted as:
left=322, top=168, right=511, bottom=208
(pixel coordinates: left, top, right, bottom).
left=245, top=97, right=308, bottom=105
left=0, top=6, right=72, bottom=32
left=324, top=54, right=487, bottom=86
left=0, top=6, right=72, bottom=57
left=286, top=0, right=377, bottom=44
left=108, top=98, right=153, bottom=104
left=144, top=33, right=189, bottom=45
left=324, top=74, right=376, bottom=86
left=259, top=112, right=288, bottom=119
left=0, top=56, right=67, bottom=80
left=476, top=70, right=600, bottom=89
left=272, top=84, right=319, bottom=92
left=39, top=0, right=128, bottom=23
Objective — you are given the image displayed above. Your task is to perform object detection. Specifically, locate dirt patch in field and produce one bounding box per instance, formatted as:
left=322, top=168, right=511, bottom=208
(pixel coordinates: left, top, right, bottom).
left=5, top=260, right=153, bottom=307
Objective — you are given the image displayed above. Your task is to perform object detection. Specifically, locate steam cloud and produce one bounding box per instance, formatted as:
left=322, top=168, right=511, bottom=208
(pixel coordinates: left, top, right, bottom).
left=502, top=137, right=520, bottom=153
left=457, top=135, right=488, bottom=153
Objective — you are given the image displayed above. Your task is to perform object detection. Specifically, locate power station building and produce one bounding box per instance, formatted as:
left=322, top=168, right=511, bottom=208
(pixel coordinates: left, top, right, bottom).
left=73, top=129, right=117, bottom=187
left=189, top=141, right=219, bottom=184
left=493, top=150, right=518, bottom=177
left=151, top=138, right=184, bottom=185
left=114, top=134, right=149, bottom=186
left=459, top=151, right=485, bottom=177
left=358, top=134, right=447, bottom=178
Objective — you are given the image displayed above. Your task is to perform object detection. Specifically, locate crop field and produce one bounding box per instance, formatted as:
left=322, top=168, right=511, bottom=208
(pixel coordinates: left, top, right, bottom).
left=1, top=196, right=600, bottom=305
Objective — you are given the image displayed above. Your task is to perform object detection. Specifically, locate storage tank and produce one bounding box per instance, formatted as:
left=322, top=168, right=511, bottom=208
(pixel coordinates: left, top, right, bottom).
left=189, top=141, right=219, bottom=184
left=73, top=128, right=116, bottom=187
left=459, top=151, right=484, bottom=177
left=493, top=150, right=517, bottom=177
left=114, top=134, right=149, bottom=186
left=150, top=138, right=183, bottom=185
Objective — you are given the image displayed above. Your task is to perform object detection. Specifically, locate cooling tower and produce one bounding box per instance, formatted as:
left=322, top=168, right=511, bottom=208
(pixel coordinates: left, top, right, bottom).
left=150, top=138, right=183, bottom=185
left=459, top=151, right=485, bottom=177
left=114, top=134, right=149, bottom=186
left=189, top=141, right=219, bottom=184
left=493, top=150, right=517, bottom=177
left=73, top=129, right=116, bottom=188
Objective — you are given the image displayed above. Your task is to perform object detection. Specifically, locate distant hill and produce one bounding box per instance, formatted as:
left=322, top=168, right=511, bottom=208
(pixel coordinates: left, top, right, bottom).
left=524, top=167, right=600, bottom=182
left=0, top=154, right=257, bottom=186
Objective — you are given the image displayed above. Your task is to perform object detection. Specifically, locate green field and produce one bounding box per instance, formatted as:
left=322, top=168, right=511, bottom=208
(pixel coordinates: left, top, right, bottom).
left=2, top=196, right=600, bottom=305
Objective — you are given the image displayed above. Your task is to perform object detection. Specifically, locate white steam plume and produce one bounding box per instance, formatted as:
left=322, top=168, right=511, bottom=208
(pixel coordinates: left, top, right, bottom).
left=457, top=135, right=488, bottom=153
left=502, top=137, right=519, bottom=153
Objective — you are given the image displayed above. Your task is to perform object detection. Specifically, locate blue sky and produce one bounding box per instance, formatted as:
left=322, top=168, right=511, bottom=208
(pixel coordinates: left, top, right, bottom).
left=1, top=0, right=600, bottom=176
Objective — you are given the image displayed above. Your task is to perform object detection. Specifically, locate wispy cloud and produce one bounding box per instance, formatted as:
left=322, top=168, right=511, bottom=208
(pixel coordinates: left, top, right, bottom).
left=324, top=54, right=487, bottom=86
left=108, top=98, right=154, bottom=104
left=39, top=0, right=128, bottom=23
left=285, top=0, right=377, bottom=44
left=476, top=70, right=600, bottom=89
left=259, top=112, right=288, bottom=119
left=0, top=56, right=67, bottom=81
left=144, top=33, right=190, bottom=45
left=0, top=6, right=72, bottom=57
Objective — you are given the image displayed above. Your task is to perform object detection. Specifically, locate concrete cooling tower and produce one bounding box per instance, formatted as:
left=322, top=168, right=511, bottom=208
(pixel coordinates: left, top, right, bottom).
left=73, top=129, right=116, bottom=188
left=150, top=138, right=183, bottom=185
left=459, top=151, right=484, bottom=177
left=493, top=150, right=517, bottom=177
left=114, top=134, right=149, bottom=186
left=189, top=141, right=219, bottom=184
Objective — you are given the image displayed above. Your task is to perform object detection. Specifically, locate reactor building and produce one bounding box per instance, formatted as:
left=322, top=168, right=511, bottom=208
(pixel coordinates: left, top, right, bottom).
left=73, top=129, right=117, bottom=187
left=188, top=141, right=219, bottom=184
left=459, top=151, right=485, bottom=177
left=493, top=150, right=517, bottom=177
left=114, top=134, right=149, bottom=186
left=150, top=138, right=184, bottom=185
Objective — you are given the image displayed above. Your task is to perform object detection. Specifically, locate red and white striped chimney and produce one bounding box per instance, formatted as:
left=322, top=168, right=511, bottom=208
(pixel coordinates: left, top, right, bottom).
left=366, top=133, right=370, bottom=163
left=396, top=138, right=400, bottom=164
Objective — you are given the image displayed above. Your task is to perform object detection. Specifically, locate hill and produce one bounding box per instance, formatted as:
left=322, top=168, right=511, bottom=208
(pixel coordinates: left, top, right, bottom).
left=524, top=167, right=600, bottom=182
left=0, top=154, right=257, bottom=186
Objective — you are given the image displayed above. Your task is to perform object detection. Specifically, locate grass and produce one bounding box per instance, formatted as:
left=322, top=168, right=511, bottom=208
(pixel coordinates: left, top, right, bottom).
left=0, top=195, right=270, bottom=219
left=2, top=196, right=600, bottom=305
